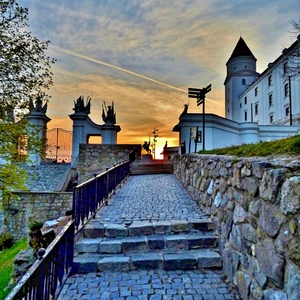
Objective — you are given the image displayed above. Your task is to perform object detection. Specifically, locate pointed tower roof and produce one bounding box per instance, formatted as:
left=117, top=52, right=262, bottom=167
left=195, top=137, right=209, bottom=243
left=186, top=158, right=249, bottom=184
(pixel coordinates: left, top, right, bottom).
left=229, top=37, right=256, bottom=60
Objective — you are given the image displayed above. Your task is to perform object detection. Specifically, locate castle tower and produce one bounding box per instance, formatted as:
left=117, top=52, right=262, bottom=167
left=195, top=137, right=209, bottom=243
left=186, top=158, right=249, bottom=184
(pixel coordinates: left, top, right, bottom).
left=224, top=37, right=259, bottom=122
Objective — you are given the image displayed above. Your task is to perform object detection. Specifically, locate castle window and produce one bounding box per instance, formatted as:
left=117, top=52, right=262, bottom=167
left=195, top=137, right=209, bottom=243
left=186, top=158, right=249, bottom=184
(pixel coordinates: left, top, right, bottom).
left=244, top=110, right=248, bottom=121
left=240, top=103, right=242, bottom=108
left=283, top=62, right=288, bottom=74
left=242, top=79, right=246, bottom=85
left=244, top=97, right=247, bottom=104
left=270, top=115, right=274, bottom=123
left=245, top=65, right=247, bottom=68
left=286, top=107, right=290, bottom=116
left=268, top=75, right=272, bottom=86
left=255, top=87, right=258, bottom=96
left=284, top=83, right=289, bottom=97
left=269, top=94, right=273, bottom=107
left=254, top=103, right=259, bottom=115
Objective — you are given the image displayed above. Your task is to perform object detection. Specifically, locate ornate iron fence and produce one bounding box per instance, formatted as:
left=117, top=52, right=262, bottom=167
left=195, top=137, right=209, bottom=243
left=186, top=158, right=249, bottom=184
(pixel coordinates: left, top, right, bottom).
left=73, top=161, right=131, bottom=230
left=5, top=220, right=74, bottom=300
left=5, top=160, right=131, bottom=300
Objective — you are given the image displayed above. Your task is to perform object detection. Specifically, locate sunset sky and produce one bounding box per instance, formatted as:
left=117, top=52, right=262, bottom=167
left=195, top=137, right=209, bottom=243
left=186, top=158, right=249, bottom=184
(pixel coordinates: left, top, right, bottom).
left=19, top=0, right=299, bottom=157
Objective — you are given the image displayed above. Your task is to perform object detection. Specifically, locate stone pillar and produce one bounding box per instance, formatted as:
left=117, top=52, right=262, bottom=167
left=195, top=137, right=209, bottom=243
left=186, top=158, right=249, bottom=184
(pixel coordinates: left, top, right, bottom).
left=69, top=113, right=86, bottom=164
left=101, top=124, right=121, bottom=144
left=27, top=111, right=51, bottom=166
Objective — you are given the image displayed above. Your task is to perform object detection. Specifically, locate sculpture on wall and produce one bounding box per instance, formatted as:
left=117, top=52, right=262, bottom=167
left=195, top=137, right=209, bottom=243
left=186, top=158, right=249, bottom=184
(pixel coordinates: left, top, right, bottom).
left=182, top=103, right=189, bottom=115
left=73, top=96, right=91, bottom=114
left=142, top=141, right=151, bottom=154
left=102, top=101, right=116, bottom=124
left=29, top=94, right=48, bottom=114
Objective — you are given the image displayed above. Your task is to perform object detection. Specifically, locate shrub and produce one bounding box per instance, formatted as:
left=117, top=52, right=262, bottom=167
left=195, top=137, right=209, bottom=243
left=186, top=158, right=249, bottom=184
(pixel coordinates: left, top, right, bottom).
left=0, top=233, right=13, bottom=251
left=28, top=221, right=43, bottom=232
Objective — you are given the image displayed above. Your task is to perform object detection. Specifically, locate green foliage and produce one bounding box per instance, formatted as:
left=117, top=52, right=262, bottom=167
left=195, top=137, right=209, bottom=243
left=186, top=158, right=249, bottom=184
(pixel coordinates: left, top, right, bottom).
left=198, top=135, right=300, bottom=157
left=0, top=233, right=13, bottom=251
left=0, top=238, right=28, bottom=299
left=0, top=0, right=55, bottom=196
left=0, top=0, right=55, bottom=117
left=28, top=221, right=43, bottom=232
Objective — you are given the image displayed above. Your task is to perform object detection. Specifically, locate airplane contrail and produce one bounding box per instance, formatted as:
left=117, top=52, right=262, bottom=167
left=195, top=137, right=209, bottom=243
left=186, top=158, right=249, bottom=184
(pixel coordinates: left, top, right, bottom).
left=50, top=44, right=187, bottom=94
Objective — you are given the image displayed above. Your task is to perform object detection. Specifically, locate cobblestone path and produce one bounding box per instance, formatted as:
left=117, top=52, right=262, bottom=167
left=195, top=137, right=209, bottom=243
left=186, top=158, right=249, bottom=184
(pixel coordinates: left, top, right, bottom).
left=58, top=175, right=240, bottom=300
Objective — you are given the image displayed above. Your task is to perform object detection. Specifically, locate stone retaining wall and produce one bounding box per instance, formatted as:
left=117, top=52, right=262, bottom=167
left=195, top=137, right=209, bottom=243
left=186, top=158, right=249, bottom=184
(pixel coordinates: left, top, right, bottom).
left=173, top=154, right=300, bottom=300
left=78, top=144, right=141, bottom=183
left=3, top=192, right=72, bottom=240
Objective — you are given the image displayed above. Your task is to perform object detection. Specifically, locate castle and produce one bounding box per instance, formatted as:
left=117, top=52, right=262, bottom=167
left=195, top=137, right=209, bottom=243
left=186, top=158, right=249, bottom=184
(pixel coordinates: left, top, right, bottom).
left=171, top=35, right=300, bottom=155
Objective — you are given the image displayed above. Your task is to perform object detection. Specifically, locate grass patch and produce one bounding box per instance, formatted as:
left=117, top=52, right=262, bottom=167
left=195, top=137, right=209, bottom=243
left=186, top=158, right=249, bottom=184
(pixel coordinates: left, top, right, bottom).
left=198, top=135, right=300, bottom=157
left=0, top=238, right=28, bottom=300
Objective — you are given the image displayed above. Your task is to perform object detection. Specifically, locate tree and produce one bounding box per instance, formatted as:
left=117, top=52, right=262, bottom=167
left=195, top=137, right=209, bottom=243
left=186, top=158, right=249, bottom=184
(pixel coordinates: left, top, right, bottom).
left=284, top=19, right=300, bottom=79
left=0, top=0, right=55, bottom=195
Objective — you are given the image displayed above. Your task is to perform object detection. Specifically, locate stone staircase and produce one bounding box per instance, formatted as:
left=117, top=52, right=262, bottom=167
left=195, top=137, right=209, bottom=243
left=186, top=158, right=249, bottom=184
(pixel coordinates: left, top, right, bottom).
left=130, top=159, right=173, bottom=175
left=73, top=218, right=221, bottom=273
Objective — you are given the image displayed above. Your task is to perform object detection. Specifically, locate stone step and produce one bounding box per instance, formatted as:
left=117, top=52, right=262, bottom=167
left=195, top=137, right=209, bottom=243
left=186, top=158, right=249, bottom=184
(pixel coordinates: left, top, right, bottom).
left=76, top=232, right=218, bottom=254
left=73, top=249, right=221, bottom=273
left=130, top=161, right=173, bottom=175
left=83, top=219, right=214, bottom=239
left=130, top=164, right=173, bottom=175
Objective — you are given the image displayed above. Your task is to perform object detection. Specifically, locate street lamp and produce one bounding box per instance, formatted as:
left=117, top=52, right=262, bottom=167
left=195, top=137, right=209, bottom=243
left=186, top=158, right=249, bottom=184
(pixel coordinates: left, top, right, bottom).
left=152, top=128, right=158, bottom=159
left=188, top=84, right=211, bottom=151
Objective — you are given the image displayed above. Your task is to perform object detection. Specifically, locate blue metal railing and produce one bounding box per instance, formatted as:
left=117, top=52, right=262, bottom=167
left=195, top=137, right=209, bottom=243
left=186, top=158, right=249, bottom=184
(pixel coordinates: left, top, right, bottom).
left=5, top=220, right=74, bottom=300
left=73, top=161, right=131, bottom=230
left=5, top=160, right=131, bottom=300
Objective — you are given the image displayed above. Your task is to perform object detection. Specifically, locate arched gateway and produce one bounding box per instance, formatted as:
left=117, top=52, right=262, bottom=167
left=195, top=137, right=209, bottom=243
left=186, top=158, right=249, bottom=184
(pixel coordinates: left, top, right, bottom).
left=69, top=96, right=121, bottom=164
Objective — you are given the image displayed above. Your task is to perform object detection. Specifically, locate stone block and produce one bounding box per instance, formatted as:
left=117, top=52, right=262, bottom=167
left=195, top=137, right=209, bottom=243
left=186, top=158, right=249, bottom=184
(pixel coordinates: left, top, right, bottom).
left=105, top=223, right=127, bottom=237
left=171, top=220, right=191, bottom=233
left=187, top=233, right=217, bottom=249
left=259, top=168, right=288, bottom=203
left=97, top=256, right=130, bottom=272
left=76, top=238, right=101, bottom=253
left=194, top=249, right=221, bottom=268
left=256, top=238, right=284, bottom=287
left=148, top=235, right=165, bottom=251
left=163, top=253, right=198, bottom=270
left=165, top=235, right=188, bottom=251
left=236, top=271, right=251, bottom=300
left=191, top=219, right=214, bottom=231
left=128, top=221, right=153, bottom=236
left=264, top=289, right=287, bottom=300
left=122, top=237, right=147, bottom=253
left=285, top=262, right=300, bottom=300
left=99, top=240, right=122, bottom=254
left=280, top=176, right=300, bottom=214
left=131, top=253, right=163, bottom=269
left=153, top=221, right=171, bottom=234
left=73, top=255, right=101, bottom=273
left=84, top=222, right=105, bottom=238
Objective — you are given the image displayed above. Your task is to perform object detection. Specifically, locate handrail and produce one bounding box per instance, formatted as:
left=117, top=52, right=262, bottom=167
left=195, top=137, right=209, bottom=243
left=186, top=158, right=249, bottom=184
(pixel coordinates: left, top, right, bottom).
left=5, top=220, right=74, bottom=300
left=5, top=161, right=131, bottom=300
left=73, top=160, right=131, bottom=231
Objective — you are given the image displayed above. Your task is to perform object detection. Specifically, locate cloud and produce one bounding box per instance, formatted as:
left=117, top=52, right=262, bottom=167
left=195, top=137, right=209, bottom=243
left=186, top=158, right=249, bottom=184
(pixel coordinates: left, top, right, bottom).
left=18, top=0, right=299, bottom=151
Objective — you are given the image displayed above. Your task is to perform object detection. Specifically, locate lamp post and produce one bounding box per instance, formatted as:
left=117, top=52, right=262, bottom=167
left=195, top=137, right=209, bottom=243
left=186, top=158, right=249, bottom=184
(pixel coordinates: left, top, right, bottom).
left=152, top=128, right=158, bottom=159
left=188, top=84, right=211, bottom=151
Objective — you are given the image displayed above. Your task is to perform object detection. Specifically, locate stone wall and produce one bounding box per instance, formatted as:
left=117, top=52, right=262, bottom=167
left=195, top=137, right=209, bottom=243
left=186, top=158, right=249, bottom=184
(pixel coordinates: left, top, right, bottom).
left=78, top=144, right=141, bottom=183
left=173, top=154, right=300, bottom=300
left=3, top=192, right=72, bottom=240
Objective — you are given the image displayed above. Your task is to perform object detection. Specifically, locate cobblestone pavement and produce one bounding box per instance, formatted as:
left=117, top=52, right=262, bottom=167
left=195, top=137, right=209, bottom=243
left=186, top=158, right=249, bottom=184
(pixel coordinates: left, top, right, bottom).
left=95, top=174, right=207, bottom=224
left=58, top=269, right=240, bottom=300
left=58, top=174, right=240, bottom=300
